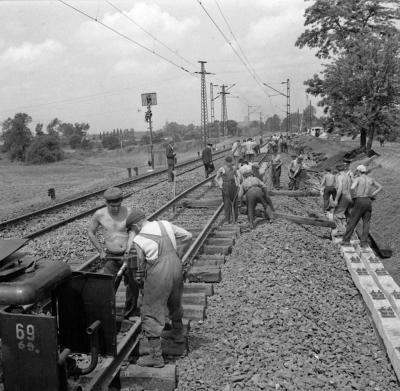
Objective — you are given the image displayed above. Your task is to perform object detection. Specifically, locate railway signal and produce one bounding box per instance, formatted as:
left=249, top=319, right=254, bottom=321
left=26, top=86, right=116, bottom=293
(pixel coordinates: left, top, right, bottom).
left=141, top=92, right=157, bottom=170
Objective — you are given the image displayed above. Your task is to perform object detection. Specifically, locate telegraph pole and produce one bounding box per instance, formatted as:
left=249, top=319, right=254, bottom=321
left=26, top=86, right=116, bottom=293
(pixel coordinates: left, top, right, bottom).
left=196, top=61, right=211, bottom=148
left=247, top=105, right=258, bottom=123
left=281, top=78, right=290, bottom=134
left=210, top=83, right=216, bottom=127
left=220, top=85, right=229, bottom=137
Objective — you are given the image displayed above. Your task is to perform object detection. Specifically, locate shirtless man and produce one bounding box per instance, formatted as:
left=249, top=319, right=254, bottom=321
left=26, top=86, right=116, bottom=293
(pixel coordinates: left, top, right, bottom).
left=88, top=187, right=139, bottom=318
left=341, top=165, right=383, bottom=248
left=320, top=168, right=336, bottom=211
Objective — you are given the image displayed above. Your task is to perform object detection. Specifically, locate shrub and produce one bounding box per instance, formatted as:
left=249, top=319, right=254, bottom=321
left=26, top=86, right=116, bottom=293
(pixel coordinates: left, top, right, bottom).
left=25, top=135, right=64, bottom=164
left=102, top=134, right=120, bottom=149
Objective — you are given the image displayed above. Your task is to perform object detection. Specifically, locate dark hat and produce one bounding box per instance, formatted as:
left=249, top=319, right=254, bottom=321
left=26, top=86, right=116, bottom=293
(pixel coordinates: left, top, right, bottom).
left=207, top=143, right=213, bottom=146
left=104, top=187, right=123, bottom=202
left=126, top=208, right=146, bottom=228
left=225, top=156, right=233, bottom=163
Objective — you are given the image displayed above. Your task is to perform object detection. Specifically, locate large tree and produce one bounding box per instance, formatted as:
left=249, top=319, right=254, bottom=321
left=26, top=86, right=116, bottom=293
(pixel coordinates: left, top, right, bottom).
left=296, top=0, right=400, bottom=150
left=2, top=113, right=33, bottom=161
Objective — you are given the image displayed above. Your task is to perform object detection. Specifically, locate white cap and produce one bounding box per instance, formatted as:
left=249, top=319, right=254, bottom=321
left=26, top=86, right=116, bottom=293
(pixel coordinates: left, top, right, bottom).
left=357, top=165, right=367, bottom=173
left=239, top=165, right=252, bottom=175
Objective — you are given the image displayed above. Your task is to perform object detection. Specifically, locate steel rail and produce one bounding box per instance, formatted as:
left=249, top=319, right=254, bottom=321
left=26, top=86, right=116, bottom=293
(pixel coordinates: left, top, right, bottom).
left=0, top=150, right=227, bottom=229
left=22, top=160, right=221, bottom=240
left=79, top=175, right=224, bottom=391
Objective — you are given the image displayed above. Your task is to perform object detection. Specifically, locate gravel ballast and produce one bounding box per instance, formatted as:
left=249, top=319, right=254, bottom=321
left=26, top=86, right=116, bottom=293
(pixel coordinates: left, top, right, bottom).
left=177, top=198, right=399, bottom=390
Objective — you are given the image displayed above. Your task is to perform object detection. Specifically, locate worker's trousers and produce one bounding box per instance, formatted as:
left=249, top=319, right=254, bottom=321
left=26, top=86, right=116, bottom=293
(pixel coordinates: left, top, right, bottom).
left=323, top=186, right=337, bottom=211
left=245, top=187, right=273, bottom=227
left=104, top=256, right=139, bottom=318
left=342, top=197, right=372, bottom=246
left=271, top=165, right=281, bottom=189
left=139, top=223, right=184, bottom=338
left=222, top=181, right=238, bottom=223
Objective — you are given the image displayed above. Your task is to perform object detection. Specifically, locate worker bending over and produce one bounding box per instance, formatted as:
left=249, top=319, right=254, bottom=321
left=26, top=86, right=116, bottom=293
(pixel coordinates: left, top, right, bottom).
left=341, top=165, right=382, bottom=248
left=215, top=156, right=240, bottom=224
left=125, top=209, right=192, bottom=368
left=88, top=187, right=138, bottom=319
left=238, top=165, right=275, bottom=228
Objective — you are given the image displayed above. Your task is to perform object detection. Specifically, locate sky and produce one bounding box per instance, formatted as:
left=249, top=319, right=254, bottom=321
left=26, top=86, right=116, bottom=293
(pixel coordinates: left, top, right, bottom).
left=0, top=0, right=323, bottom=134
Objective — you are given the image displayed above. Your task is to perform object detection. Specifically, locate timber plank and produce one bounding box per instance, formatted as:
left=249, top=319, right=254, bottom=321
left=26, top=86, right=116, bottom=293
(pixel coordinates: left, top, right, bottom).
left=274, top=212, right=336, bottom=228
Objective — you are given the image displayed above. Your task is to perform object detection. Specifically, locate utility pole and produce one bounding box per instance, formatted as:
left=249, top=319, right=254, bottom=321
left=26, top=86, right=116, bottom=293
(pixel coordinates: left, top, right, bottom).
left=210, top=83, right=215, bottom=126
left=263, top=79, right=290, bottom=135
left=247, top=105, right=258, bottom=123
left=259, top=112, right=263, bottom=132
left=196, top=61, right=211, bottom=148
left=297, top=108, right=300, bottom=132
left=220, top=85, right=229, bottom=137
left=141, top=92, right=157, bottom=169
left=308, top=97, right=312, bottom=130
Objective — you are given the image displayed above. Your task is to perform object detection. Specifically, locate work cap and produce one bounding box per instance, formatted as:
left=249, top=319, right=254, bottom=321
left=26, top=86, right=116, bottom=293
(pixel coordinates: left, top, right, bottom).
left=225, top=156, right=233, bottom=163
left=104, top=187, right=123, bottom=202
left=126, top=209, right=146, bottom=228
left=207, top=143, right=213, bottom=146
left=357, top=165, right=367, bottom=173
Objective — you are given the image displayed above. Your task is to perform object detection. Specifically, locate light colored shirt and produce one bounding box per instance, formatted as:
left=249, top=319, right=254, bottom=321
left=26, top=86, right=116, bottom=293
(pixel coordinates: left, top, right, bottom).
left=215, top=166, right=241, bottom=187
left=133, top=220, right=192, bottom=261
left=238, top=176, right=265, bottom=198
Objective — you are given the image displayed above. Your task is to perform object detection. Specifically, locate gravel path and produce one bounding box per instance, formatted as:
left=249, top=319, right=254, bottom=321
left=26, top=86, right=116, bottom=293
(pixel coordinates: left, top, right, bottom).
left=177, top=196, right=400, bottom=390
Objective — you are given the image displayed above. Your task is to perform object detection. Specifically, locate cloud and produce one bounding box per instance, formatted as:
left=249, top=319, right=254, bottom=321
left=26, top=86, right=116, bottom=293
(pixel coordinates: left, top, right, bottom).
left=0, top=39, right=64, bottom=70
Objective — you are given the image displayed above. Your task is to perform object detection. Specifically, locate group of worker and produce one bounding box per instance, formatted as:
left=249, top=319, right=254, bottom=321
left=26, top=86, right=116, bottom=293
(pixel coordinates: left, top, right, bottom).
left=320, top=161, right=383, bottom=248
left=88, top=186, right=193, bottom=368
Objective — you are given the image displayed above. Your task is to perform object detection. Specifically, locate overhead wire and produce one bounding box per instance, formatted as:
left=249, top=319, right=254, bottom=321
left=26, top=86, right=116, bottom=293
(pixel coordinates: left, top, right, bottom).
left=105, top=0, right=198, bottom=70
left=57, top=0, right=198, bottom=78
left=195, top=0, right=276, bottom=114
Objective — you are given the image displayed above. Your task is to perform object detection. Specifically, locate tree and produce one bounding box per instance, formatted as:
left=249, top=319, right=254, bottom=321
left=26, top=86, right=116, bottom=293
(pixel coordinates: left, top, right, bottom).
left=25, top=135, right=63, bottom=164
left=102, top=134, right=120, bottom=149
left=47, top=118, right=61, bottom=136
left=226, top=120, right=239, bottom=136
left=2, top=113, right=32, bottom=161
left=35, top=123, right=44, bottom=136
left=296, top=0, right=400, bottom=58
left=297, top=0, right=400, bottom=150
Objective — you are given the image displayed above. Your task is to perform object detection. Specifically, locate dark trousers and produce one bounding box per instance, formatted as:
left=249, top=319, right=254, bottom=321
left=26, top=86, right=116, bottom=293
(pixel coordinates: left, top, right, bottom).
left=246, top=187, right=273, bottom=227
left=323, top=186, right=337, bottom=211
left=288, top=171, right=301, bottom=190
left=104, top=256, right=140, bottom=318
left=271, top=165, right=281, bottom=189
left=342, top=197, right=372, bottom=246
left=222, top=181, right=238, bottom=223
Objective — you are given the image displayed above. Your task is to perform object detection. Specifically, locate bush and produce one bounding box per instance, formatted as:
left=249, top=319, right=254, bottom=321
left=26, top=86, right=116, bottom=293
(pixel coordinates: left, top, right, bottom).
left=102, top=135, right=120, bottom=149
left=25, top=135, right=64, bottom=164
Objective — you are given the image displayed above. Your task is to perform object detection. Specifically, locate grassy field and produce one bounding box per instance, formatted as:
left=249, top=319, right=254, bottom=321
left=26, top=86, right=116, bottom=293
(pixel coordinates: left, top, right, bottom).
left=0, top=138, right=235, bottom=220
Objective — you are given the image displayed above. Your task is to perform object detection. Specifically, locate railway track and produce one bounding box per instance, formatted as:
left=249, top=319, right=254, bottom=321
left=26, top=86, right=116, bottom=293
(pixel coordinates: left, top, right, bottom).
left=70, top=153, right=269, bottom=390
left=0, top=150, right=228, bottom=236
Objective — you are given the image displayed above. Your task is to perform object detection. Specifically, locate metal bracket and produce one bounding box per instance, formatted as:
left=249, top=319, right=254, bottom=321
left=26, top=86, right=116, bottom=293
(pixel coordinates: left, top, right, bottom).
left=369, top=256, right=381, bottom=264
left=356, top=268, right=368, bottom=276
left=378, top=307, right=396, bottom=318
left=375, top=268, right=389, bottom=276
left=392, top=291, right=400, bottom=300
left=350, top=256, right=361, bottom=264
left=370, top=290, right=385, bottom=300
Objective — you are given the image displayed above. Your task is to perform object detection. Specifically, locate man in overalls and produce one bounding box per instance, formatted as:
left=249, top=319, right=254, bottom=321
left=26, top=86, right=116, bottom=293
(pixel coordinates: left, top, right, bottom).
left=215, top=156, right=240, bottom=224
left=270, top=151, right=282, bottom=189
left=125, top=209, right=192, bottom=367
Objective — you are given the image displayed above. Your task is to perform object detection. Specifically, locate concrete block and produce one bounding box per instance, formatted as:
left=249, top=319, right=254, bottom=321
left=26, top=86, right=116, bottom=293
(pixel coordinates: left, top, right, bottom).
left=206, top=238, right=234, bottom=246
left=202, top=245, right=230, bottom=255
left=198, top=254, right=226, bottom=261
left=182, top=292, right=207, bottom=306
left=195, top=258, right=225, bottom=267
left=183, top=282, right=214, bottom=296
left=187, top=265, right=222, bottom=283
left=182, top=304, right=205, bottom=321
left=120, top=364, right=176, bottom=391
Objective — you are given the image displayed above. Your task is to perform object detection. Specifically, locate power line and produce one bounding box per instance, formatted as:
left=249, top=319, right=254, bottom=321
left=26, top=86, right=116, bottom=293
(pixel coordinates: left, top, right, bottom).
left=105, top=0, right=197, bottom=69
left=213, top=0, right=264, bottom=86
left=58, top=0, right=197, bottom=77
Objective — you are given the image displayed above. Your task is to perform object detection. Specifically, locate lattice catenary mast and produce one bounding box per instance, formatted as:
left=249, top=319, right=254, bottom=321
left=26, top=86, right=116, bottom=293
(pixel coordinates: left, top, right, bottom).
left=196, top=61, right=211, bottom=148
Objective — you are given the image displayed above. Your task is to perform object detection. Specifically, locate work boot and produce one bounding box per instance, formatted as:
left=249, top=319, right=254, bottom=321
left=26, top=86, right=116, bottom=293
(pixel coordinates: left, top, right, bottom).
left=136, top=337, right=165, bottom=368
left=161, top=320, right=185, bottom=343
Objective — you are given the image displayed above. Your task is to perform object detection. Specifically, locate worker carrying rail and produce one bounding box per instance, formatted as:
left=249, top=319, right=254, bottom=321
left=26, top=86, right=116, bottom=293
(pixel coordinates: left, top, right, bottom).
left=125, top=209, right=192, bottom=368
left=238, top=165, right=275, bottom=228
left=88, top=187, right=139, bottom=319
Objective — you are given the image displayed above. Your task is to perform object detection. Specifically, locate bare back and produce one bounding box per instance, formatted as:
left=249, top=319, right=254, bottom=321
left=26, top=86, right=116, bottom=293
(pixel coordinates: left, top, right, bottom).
left=353, top=175, right=376, bottom=198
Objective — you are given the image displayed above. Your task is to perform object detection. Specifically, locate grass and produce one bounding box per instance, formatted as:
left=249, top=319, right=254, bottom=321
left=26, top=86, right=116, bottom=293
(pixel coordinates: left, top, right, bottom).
left=0, top=138, right=235, bottom=220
